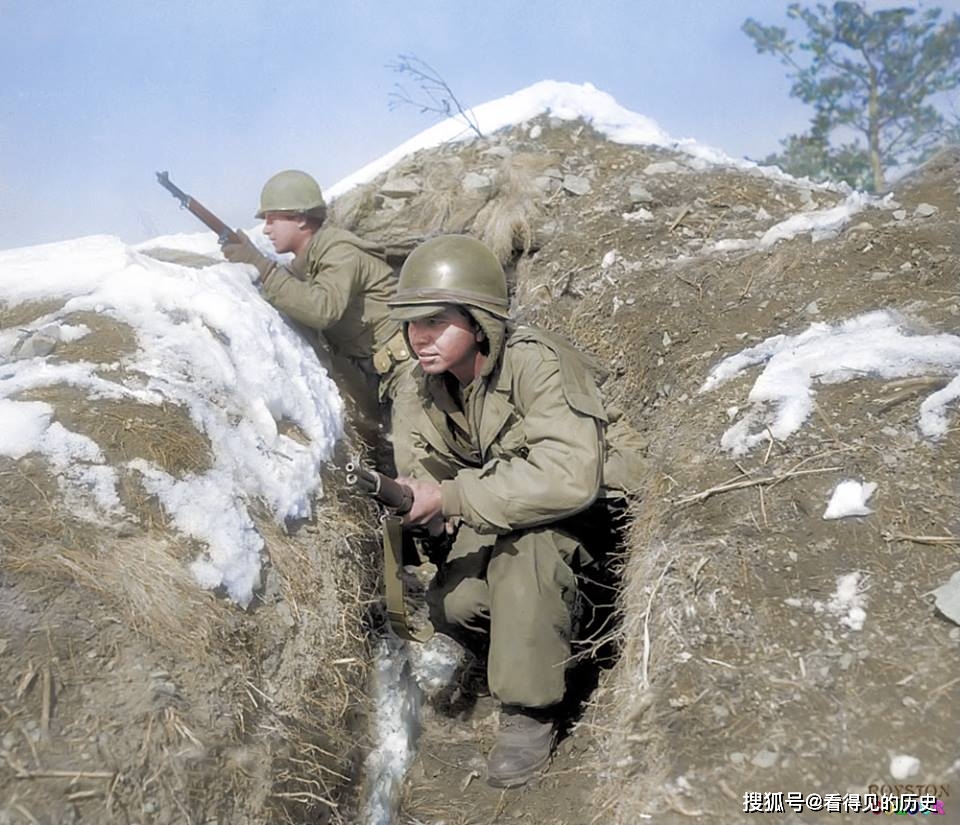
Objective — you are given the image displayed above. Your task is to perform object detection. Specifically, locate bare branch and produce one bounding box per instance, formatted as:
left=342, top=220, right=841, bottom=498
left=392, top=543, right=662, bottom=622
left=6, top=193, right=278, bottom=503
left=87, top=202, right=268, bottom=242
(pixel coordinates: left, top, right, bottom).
left=386, top=53, right=483, bottom=139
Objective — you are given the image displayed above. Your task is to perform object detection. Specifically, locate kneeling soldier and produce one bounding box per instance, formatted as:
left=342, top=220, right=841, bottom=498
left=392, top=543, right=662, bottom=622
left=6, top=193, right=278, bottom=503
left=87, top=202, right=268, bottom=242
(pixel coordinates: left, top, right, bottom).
left=388, top=235, right=644, bottom=788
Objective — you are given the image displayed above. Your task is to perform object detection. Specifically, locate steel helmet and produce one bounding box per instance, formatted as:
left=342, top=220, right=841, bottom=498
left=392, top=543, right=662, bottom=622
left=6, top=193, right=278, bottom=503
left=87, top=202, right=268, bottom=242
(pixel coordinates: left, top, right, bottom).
left=255, top=170, right=326, bottom=218
left=389, top=235, right=510, bottom=321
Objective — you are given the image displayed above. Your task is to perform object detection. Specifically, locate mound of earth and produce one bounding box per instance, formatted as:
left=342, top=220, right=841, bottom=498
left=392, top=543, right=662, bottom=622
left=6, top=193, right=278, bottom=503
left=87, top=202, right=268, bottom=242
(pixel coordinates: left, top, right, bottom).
left=0, top=254, right=380, bottom=825
left=334, top=120, right=959, bottom=823
left=3, top=106, right=957, bottom=825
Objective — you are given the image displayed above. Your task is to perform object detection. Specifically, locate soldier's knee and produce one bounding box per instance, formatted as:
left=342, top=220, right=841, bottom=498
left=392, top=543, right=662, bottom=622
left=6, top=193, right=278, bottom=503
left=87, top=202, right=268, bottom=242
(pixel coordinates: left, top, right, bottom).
left=435, top=578, right=489, bottom=628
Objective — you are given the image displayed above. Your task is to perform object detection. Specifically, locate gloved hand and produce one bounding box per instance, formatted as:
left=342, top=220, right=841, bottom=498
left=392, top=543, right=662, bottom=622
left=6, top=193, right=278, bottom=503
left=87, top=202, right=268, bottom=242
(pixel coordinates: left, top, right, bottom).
left=221, top=231, right=275, bottom=282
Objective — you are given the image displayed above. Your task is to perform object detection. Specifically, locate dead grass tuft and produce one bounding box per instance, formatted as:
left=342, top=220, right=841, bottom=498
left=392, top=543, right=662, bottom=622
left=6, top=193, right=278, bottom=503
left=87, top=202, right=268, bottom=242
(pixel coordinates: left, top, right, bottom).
left=0, top=299, right=65, bottom=330
left=329, top=182, right=381, bottom=232
left=55, top=311, right=139, bottom=363
left=471, top=153, right=552, bottom=263
left=591, top=473, right=677, bottom=821
left=20, top=386, right=212, bottom=477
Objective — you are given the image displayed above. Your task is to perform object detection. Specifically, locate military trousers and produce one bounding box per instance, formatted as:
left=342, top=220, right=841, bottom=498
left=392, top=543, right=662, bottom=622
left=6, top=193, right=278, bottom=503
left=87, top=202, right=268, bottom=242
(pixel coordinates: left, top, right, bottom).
left=426, top=522, right=581, bottom=709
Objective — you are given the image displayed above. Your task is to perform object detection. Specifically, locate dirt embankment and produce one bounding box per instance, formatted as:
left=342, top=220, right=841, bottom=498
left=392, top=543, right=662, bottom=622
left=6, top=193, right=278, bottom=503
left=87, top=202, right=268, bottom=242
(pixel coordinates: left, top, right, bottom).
left=340, top=123, right=959, bottom=824
left=2, top=116, right=957, bottom=825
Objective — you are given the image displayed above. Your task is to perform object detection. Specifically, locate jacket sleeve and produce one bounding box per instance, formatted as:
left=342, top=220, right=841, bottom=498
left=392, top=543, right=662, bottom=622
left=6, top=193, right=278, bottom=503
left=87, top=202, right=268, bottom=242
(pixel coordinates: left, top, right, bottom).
left=259, top=242, right=359, bottom=331
left=442, top=345, right=604, bottom=534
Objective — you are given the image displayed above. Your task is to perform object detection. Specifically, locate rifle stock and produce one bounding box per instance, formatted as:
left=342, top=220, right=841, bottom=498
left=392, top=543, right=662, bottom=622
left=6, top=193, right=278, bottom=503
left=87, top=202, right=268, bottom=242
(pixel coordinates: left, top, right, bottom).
left=155, top=171, right=241, bottom=245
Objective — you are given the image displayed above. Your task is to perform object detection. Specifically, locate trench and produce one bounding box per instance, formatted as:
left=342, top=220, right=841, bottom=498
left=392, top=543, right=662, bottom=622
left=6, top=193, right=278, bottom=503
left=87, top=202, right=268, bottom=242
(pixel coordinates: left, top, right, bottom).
left=360, top=633, right=462, bottom=825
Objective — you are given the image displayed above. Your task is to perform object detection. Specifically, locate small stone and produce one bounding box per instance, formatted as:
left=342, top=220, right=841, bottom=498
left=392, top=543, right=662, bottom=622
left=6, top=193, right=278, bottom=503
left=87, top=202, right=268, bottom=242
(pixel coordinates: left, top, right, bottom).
left=729, top=752, right=746, bottom=765
left=628, top=182, right=654, bottom=204
left=528, top=124, right=542, bottom=139
left=890, top=754, right=920, bottom=780
left=643, top=160, right=682, bottom=175
left=914, top=203, right=939, bottom=218
left=892, top=209, right=907, bottom=220
left=534, top=175, right=560, bottom=194
left=751, top=748, right=778, bottom=769
left=379, top=176, right=421, bottom=199
left=869, top=270, right=894, bottom=281
left=805, top=301, right=820, bottom=316
left=562, top=175, right=591, bottom=196
left=461, top=172, right=493, bottom=195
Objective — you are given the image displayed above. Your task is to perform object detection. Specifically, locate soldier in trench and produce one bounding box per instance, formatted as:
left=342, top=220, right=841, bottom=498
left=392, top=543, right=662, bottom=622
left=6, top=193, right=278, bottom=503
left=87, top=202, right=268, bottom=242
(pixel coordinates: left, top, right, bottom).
left=388, top=234, right=644, bottom=788
left=221, top=169, right=418, bottom=465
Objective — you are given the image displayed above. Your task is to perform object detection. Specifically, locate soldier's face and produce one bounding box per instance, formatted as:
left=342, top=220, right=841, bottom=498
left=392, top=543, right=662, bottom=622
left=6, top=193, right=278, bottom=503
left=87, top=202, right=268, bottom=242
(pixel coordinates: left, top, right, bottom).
left=407, top=306, right=485, bottom=385
left=262, top=212, right=311, bottom=254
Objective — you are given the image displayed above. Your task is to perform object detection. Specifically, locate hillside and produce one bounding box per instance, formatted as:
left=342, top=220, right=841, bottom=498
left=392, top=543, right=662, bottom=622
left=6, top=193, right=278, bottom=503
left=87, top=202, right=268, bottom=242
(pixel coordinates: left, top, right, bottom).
left=333, top=114, right=959, bottom=823
left=1, top=83, right=958, bottom=825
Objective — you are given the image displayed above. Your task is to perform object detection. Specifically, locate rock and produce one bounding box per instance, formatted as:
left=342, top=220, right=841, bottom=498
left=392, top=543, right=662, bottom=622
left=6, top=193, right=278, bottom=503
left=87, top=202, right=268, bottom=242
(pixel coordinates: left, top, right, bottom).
left=528, top=124, right=542, bottom=139
left=380, top=176, right=421, bottom=198
left=622, top=208, right=654, bottom=222
left=869, top=271, right=894, bottom=281
left=562, top=175, right=592, bottom=196
left=481, top=145, right=512, bottom=159
left=534, top=175, right=561, bottom=194
left=462, top=172, right=493, bottom=195
left=751, top=748, right=778, bottom=769
left=628, top=182, right=654, bottom=204
left=601, top=250, right=621, bottom=269
left=805, top=301, right=820, bottom=316
left=914, top=203, right=939, bottom=218
left=932, top=570, right=960, bottom=625
left=889, top=754, right=920, bottom=780
left=12, top=331, right=58, bottom=359
left=892, top=209, right=907, bottom=220
left=643, top=160, right=682, bottom=175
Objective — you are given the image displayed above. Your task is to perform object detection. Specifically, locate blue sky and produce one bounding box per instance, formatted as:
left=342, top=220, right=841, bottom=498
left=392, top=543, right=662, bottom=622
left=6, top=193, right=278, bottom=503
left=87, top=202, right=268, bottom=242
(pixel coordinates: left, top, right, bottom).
left=1, top=0, right=956, bottom=251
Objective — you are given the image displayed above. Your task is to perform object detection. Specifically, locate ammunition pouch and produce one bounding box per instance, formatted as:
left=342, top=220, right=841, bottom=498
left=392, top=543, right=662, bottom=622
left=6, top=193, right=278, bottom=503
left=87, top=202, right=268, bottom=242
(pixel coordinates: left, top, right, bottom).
left=373, top=329, right=413, bottom=376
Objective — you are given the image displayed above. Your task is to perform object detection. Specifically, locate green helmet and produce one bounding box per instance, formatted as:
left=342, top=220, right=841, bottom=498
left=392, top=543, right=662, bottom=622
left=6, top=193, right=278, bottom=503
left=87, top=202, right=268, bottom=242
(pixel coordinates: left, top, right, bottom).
left=389, top=235, right=510, bottom=321
left=255, top=170, right=326, bottom=219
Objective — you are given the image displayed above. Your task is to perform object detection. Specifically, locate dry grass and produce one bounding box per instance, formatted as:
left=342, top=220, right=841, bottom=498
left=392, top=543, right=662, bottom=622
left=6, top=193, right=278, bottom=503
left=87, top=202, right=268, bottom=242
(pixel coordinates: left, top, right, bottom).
left=54, top=311, right=139, bottom=363
left=19, top=387, right=212, bottom=477
left=329, top=182, right=381, bottom=233
left=590, top=475, right=677, bottom=822
left=471, top=153, right=553, bottom=263
left=0, top=299, right=65, bottom=330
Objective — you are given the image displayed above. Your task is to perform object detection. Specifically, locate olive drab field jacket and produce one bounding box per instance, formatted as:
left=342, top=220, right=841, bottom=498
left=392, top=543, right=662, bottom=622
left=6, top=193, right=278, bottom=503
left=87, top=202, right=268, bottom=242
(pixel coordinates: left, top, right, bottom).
left=260, top=226, right=401, bottom=364
left=396, top=322, right=646, bottom=536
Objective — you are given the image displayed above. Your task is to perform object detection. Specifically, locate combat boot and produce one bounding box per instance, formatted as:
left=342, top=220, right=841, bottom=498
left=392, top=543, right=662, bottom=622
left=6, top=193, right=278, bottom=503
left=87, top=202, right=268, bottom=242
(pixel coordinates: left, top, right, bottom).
left=486, top=705, right=557, bottom=788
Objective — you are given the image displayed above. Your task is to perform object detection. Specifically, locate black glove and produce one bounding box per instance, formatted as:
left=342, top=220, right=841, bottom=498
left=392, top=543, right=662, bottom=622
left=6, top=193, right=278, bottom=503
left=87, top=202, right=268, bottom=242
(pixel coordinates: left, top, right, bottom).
left=221, top=230, right=275, bottom=281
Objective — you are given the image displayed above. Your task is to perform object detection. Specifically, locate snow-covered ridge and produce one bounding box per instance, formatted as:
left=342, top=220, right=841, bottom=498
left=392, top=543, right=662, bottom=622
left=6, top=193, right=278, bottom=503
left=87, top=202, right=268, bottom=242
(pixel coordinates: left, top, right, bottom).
left=0, top=235, right=343, bottom=605
left=326, top=80, right=846, bottom=200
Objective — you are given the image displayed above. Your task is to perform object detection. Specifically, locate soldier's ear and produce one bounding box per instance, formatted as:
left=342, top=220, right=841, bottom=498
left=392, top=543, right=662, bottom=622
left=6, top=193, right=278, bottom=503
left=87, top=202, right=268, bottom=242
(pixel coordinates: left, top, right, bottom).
left=475, top=328, right=486, bottom=343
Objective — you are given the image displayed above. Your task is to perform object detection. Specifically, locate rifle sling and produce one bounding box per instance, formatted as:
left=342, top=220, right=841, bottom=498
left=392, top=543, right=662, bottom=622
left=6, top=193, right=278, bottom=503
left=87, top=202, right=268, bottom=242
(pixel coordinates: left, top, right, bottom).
left=381, top=515, right=433, bottom=643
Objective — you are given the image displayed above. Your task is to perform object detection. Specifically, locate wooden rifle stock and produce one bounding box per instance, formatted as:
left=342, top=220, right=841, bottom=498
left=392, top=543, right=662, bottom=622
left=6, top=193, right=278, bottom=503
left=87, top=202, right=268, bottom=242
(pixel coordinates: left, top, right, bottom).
left=155, top=171, right=241, bottom=245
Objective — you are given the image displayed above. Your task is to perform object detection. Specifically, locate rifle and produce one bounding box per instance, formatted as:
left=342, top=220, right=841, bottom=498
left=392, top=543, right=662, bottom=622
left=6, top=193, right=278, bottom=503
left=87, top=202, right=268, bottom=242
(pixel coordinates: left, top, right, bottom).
left=345, top=460, right=431, bottom=642
left=345, top=460, right=413, bottom=514
left=155, top=171, right=241, bottom=245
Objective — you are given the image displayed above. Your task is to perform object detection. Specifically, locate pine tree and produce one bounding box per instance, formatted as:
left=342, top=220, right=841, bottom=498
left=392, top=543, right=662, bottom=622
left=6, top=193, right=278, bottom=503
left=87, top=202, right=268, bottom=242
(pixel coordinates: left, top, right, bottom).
left=743, top=2, right=960, bottom=190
